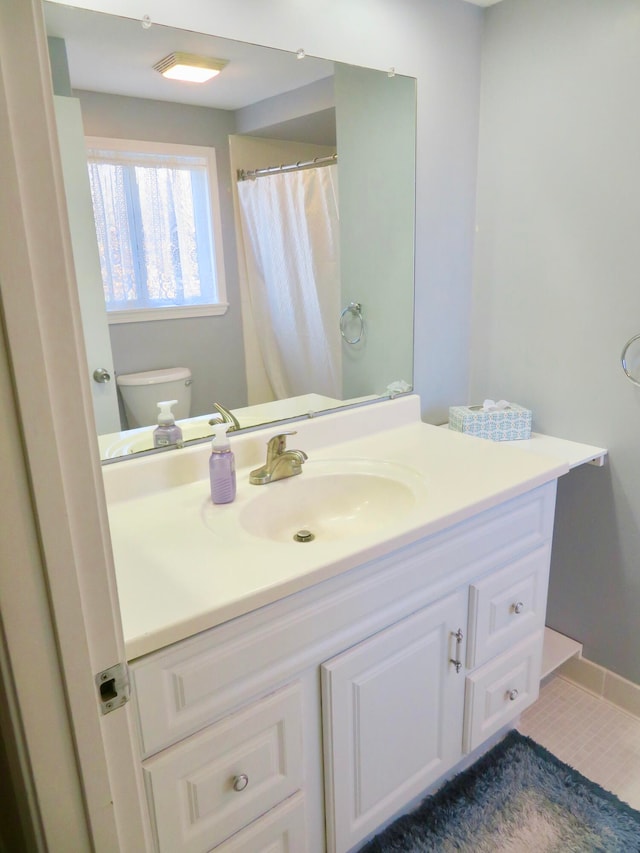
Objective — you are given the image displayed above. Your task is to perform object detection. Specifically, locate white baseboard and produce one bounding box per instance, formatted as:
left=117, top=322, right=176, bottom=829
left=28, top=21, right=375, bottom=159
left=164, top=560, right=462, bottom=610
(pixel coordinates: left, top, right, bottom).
left=556, top=654, right=640, bottom=720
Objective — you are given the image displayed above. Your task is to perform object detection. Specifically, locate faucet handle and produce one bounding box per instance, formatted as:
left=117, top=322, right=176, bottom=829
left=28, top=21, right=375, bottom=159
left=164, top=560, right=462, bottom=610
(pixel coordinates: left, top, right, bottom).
left=268, top=431, right=297, bottom=454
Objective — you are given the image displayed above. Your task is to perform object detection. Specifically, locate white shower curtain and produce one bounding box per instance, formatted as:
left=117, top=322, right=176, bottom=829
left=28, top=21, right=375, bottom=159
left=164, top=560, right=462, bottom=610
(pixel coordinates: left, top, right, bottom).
left=236, top=164, right=341, bottom=400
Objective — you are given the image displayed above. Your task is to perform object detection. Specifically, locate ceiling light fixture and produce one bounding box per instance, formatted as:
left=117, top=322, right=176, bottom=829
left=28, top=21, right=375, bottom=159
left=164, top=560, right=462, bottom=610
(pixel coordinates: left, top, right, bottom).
left=153, top=52, right=228, bottom=83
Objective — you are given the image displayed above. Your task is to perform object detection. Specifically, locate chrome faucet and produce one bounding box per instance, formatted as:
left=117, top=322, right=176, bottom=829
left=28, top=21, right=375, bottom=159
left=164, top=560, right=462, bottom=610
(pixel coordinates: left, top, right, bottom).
left=250, top=432, right=308, bottom=485
left=208, top=401, right=240, bottom=432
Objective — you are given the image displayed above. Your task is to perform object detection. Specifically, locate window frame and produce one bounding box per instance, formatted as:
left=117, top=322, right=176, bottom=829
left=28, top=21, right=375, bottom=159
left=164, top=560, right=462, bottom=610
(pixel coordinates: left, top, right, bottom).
left=85, top=136, right=228, bottom=324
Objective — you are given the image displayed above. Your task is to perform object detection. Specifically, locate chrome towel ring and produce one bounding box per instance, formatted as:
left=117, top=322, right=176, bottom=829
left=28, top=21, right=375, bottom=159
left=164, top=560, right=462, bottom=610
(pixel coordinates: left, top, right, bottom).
left=621, top=333, right=640, bottom=387
left=340, top=302, right=365, bottom=345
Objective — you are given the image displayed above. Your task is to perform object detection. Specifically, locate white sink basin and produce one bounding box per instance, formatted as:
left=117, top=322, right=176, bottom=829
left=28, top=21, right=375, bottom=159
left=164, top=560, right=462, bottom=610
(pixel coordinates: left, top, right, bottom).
left=237, top=459, right=427, bottom=543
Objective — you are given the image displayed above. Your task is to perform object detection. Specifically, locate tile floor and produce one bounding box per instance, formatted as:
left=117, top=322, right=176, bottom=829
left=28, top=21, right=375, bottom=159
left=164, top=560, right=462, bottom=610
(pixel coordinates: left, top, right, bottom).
left=518, top=675, right=640, bottom=810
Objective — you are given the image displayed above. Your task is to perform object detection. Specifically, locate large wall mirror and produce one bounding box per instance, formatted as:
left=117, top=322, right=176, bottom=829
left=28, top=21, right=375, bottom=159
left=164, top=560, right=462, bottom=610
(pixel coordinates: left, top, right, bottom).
left=44, top=2, right=416, bottom=462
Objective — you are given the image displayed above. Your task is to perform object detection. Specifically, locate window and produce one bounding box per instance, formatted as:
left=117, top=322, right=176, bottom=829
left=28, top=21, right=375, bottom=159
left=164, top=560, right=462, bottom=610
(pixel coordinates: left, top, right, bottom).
left=85, top=138, right=227, bottom=323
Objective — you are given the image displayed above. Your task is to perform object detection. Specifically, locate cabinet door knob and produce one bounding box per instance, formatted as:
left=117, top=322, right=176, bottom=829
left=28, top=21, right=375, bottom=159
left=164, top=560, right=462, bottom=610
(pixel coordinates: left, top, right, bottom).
left=513, top=601, right=524, bottom=614
left=507, top=688, right=519, bottom=701
left=232, top=774, right=249, bottom=792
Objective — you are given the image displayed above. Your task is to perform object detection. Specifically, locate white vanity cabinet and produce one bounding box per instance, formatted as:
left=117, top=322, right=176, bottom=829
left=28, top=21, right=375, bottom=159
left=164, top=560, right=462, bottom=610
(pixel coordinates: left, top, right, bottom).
left=129, top=481, right=556, bottom=853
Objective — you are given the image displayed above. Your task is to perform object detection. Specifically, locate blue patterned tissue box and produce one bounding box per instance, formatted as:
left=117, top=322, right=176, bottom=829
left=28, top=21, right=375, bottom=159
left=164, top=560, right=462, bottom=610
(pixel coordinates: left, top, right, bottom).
left=449, top=403, right=532, bottom=441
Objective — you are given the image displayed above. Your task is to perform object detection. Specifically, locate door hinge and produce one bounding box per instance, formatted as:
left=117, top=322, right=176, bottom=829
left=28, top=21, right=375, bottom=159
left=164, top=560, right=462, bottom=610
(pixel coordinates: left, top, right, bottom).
left=95, top=662, right=130, bottom=715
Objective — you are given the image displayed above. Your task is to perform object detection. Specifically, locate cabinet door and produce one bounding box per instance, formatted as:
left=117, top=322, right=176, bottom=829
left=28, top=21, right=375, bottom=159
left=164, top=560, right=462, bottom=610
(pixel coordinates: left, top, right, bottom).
left=321, top=589, right=467, bottom=853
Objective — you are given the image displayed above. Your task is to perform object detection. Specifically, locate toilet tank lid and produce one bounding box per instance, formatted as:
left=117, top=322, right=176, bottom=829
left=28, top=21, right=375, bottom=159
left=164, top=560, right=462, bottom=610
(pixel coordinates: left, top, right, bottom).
left=116, top=367, right=191, bottom=386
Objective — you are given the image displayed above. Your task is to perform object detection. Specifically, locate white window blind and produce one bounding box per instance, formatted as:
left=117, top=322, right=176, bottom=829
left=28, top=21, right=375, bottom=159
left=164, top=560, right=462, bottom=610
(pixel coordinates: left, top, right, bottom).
left=85, top=138, right=227, bottom=322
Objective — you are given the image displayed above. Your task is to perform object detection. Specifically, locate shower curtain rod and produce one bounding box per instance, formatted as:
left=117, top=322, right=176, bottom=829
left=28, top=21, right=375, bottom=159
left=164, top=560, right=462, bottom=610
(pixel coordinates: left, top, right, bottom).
left=237, top=152, right=337, bottom=182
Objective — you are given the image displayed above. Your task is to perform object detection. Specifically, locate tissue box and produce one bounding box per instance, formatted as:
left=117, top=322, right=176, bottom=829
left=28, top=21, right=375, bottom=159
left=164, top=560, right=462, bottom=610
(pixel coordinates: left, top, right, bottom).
left=449, top=403, right=532, bottom=441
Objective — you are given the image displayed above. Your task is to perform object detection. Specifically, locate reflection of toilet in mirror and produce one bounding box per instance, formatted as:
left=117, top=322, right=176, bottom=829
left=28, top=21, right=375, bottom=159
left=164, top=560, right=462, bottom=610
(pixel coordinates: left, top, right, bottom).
left=116, top=367, right=192, bottom=429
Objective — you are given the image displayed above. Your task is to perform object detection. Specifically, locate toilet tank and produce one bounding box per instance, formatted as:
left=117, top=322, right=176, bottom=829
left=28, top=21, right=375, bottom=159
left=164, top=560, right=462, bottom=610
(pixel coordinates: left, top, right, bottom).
left=116, top=367, right=192, bottom=429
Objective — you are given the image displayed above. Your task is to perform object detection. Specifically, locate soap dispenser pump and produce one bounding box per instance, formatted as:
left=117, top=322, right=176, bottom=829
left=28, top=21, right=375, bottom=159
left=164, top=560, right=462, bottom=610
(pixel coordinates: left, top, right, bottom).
left=153, top=400, right=184, bottom=448
left=210, top=422, right=236, bottom=504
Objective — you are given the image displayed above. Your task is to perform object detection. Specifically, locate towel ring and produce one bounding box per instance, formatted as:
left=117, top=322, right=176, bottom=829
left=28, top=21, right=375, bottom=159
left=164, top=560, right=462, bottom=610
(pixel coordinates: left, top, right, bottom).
left=621, top=334, right=640, bottom=387
left=340, top=302, right=365, bottom=345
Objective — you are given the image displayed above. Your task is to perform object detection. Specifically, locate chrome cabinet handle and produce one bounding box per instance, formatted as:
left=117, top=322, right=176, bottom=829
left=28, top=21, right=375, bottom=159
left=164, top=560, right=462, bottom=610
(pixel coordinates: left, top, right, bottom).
left=450, top=628, right=464, bottom=673
left=232, top=774, right=249, bottom=792
left=513, top=601, right=524, bottom=614
left=93, top=367, right=111, bottom=383
left=507, top=688, right=519, bottom=701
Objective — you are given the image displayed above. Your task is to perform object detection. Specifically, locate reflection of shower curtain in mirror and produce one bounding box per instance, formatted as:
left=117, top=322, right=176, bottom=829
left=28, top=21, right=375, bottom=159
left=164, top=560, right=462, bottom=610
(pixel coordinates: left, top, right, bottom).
left=237, top=164, right=341, bottom=400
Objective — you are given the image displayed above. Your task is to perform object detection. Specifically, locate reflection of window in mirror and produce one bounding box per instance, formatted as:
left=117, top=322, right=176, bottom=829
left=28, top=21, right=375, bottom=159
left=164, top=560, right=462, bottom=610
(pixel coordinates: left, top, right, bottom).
left=85, top=137, right=228, bottom=324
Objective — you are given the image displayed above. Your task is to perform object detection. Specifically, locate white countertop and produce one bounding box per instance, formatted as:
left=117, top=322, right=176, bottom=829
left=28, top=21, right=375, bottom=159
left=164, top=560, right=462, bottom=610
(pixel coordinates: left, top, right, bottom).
left=103, top=396, right=603, bottom=661
left=501, top=432, right=606, bottom=468
left=441, top=424, right=607, bottom=469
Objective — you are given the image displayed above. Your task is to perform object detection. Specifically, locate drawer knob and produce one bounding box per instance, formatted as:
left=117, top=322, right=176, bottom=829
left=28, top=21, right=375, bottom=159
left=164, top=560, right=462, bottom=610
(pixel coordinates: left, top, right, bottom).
left=507, top=688, right=519, bottom=701
left=232, top=774, right=249, bottom=792
left=513, top=601, right=525, bottom=614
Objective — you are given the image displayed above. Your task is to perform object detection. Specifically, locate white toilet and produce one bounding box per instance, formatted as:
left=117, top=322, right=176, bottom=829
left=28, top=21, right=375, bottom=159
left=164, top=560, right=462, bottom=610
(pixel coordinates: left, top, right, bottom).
left=116, top=367, right=192, bottom=429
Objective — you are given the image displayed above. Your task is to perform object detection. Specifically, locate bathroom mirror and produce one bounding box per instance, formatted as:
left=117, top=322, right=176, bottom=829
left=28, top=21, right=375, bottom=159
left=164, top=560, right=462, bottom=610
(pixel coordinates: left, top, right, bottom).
left=44, top=2, right=416, bottom=461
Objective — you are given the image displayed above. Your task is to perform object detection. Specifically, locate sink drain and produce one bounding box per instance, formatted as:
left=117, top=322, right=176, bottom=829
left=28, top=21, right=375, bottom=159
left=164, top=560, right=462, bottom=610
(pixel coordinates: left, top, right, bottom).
left=293, top=529, right=315, bottom=543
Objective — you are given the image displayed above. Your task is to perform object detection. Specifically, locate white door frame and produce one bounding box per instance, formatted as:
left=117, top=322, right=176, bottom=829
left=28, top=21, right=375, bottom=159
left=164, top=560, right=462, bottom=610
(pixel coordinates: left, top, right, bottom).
left=0, top=1, right=150, bottom=849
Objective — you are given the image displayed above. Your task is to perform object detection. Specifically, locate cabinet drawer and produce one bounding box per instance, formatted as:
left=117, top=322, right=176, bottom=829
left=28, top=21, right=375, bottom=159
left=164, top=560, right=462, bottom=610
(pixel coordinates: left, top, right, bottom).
left=215, top=792, right=307, bottom=852
left=463, top=631, right=543, bottom=753
left=143, top=683, right=303, bottom=853
left=466, top=546, right=550, bottom=669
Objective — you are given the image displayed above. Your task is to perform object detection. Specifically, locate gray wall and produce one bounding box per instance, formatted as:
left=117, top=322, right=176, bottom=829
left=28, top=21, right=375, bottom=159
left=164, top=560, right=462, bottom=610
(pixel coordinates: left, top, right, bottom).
left=471, top=0, right=640, bottom=683
left=47, top=36, right=71, bottom=96
left=398, top=2, right=481, bottom=425
left=78, top=90, right=248, bottom=419
left=236, top=76, right=336, bottom=145
left=335, top=64, right=415, bottom=399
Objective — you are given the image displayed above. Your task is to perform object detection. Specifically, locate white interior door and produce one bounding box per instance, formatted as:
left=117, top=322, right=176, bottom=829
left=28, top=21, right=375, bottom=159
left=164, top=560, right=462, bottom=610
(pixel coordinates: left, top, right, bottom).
left=0, top=0, right=149, bottom=848
left=53, top=95, right=121, bottom=434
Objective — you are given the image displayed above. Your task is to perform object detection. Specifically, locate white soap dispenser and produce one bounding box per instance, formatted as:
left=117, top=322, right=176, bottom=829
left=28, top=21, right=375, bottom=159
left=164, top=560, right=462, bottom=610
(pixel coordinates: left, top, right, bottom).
left=153, top=400, right=184, bottom=448
left=210, top=422, right=236, bottom=504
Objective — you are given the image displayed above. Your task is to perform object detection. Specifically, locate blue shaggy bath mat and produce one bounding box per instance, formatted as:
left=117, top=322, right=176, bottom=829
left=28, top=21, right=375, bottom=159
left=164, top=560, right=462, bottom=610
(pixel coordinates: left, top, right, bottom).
left=361, top=730, right=640, bottom=852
